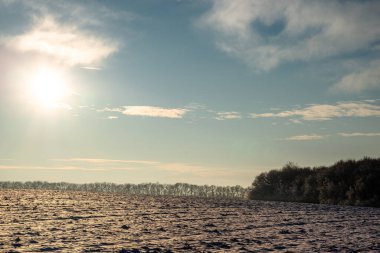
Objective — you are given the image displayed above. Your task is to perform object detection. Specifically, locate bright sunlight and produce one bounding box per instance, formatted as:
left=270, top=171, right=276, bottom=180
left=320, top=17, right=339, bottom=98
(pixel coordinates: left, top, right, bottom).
left=28, top=67, right=71, bottom=110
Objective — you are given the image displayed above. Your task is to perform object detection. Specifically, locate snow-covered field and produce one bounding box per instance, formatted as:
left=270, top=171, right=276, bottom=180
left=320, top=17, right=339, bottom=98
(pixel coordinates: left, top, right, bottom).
left=0, top=189, right=379, bottom=252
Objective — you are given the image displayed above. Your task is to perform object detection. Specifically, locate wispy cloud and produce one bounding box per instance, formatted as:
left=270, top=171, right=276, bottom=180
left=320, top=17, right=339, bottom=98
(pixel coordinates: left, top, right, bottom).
left=0, top=157, right=269, bottom=185
left=283, top=132, right=380, bottom=140
left=251, top=101, right=380, bottom=121
left=81, top=66, right=102, bottom=71
left=289, top=119, right=302, bottom=124
left=4, top=16, right=118, bottom=66
left=0, top=165, right=105, bottom=171
left=331, top=60, right=380, bottom=93
left=283, top=134, right=325, bottom=141
left=51, top=158, right=160, bottom=166
left=215, top=111, right=242, bottom=120
left=339, top=132, right=380, bottom=137
left=155, top=162, right=234, bottom=177
left=98, top=104, right=248, bottom=121
left=198, top=0, right=380, bottom=71
left=100, top=106, right=189, bottom=119
left=50, top=157, right=236, bottom=178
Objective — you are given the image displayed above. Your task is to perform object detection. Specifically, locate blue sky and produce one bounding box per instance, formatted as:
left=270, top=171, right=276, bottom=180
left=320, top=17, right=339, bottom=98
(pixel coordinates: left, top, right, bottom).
left=0, top=0, right=379, bottom=186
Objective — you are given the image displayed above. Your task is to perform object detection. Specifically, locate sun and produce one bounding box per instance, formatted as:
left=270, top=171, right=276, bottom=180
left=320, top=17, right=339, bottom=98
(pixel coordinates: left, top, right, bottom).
left=29, top=67, right=70, bottom=110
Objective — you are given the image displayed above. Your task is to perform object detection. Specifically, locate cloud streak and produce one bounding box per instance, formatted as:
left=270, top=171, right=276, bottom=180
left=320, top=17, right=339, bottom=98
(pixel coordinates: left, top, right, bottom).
left=198, top=0, right=380, bottom=71
left=215, top=112, right=242, bottom=120
left=0, top=165, right=105, bottom=171
left=81, top=66, right=102, bottom=70
left=51, top=158, right=160, bottom=166
left=100, top=106, right=189, bottom=119
left=284, top=134, right=325, bottom=141
left=339, top=132, right=380, bottom=137
left=50, top=157, right=237, bottom=178
left=251, top=101, right=380, bottom=121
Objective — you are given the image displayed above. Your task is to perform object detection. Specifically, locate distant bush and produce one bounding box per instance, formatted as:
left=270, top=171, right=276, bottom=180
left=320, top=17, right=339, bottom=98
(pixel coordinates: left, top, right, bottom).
left=0, top=181, right=249, bottom=199
left=249, top=157, right=380, bottom=207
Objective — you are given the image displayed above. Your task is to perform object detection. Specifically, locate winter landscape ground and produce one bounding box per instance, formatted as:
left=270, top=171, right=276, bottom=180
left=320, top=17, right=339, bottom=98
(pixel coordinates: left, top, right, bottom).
left=0, top=189, right=379, bottom=252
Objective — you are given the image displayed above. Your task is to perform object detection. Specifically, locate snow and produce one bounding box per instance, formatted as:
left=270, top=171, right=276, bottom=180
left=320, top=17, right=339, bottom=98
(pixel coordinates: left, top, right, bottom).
left=0, top=189, right=379, bottom=252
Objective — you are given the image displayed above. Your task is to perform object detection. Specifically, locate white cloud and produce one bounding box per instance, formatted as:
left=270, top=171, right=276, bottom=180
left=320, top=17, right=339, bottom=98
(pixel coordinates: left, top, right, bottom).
left=284, top=134, right=325, bottom=141
left=198, top=0, right=380, bottom=71
left=3, top=16, right=118, bottom=66
left=339, top=132, right=380, bottom=137
left=331, top=61, right=380, bottom=93
left=100, top=106, right=189, bottom=119
left=215, top=111, right=242, bottom=120
left=252, top=101, right=380, bottom=121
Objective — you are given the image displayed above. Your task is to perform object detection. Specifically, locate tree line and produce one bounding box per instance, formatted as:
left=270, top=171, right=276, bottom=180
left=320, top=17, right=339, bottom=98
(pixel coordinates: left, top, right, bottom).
left=0, top=181, right=249, bottom=199
left=2, top=157, right=378, bottom=205
left=249, top=157, right=380, bottom=207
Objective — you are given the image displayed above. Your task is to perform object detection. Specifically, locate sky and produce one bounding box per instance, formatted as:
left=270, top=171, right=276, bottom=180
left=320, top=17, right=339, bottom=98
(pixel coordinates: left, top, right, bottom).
left=0, top=0, right=380, bottom=186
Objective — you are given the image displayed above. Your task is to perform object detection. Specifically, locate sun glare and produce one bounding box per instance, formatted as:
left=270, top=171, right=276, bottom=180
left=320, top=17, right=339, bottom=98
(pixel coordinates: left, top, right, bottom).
left=29, top=67, right=70, bottom=110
